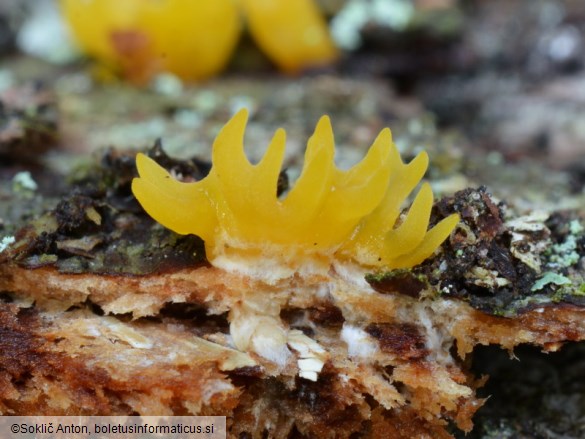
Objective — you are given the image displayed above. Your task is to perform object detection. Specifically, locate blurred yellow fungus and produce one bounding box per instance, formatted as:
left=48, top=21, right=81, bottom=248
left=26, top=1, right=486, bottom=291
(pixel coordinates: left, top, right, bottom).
left=132, top=110, right=459, bottom=271
left=238, top=0, right=338, bottom=73
left=61, top=0, right=242, bottom=83
left=60, top=0, right=337, bottom=83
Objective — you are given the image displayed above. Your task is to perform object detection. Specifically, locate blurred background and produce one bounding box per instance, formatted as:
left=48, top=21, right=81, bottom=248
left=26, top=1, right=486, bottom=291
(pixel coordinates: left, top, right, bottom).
left=1, top=0, right=585, bottom=437
left=0, top=0, right=582, bottom=165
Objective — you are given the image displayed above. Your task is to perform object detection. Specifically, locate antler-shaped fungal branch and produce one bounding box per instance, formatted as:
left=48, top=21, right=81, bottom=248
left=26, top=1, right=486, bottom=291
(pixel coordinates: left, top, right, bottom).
left=132, top=109, right=459, bottom=270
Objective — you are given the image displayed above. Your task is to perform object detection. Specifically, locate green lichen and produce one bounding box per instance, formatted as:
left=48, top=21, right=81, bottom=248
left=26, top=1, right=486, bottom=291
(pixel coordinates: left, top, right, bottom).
left=546, top=219, right=583, bottom=269
left=0, top=236, right=15, bottom=253
left=531, top=272, right=572, bottom=292
left=569, top=219, right=584, bottom=235
left=12, top=171, right=38, bottom=198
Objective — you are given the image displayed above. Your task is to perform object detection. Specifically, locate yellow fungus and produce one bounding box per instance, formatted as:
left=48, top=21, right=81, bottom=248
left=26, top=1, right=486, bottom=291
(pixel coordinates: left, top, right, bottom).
left=132, top=110, right=459, bottom=270
left=61, top=0, right=241, bottom=82
left=60, top=0, right=337, bottom=82
left=238, top=0, right=338, bottom=73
